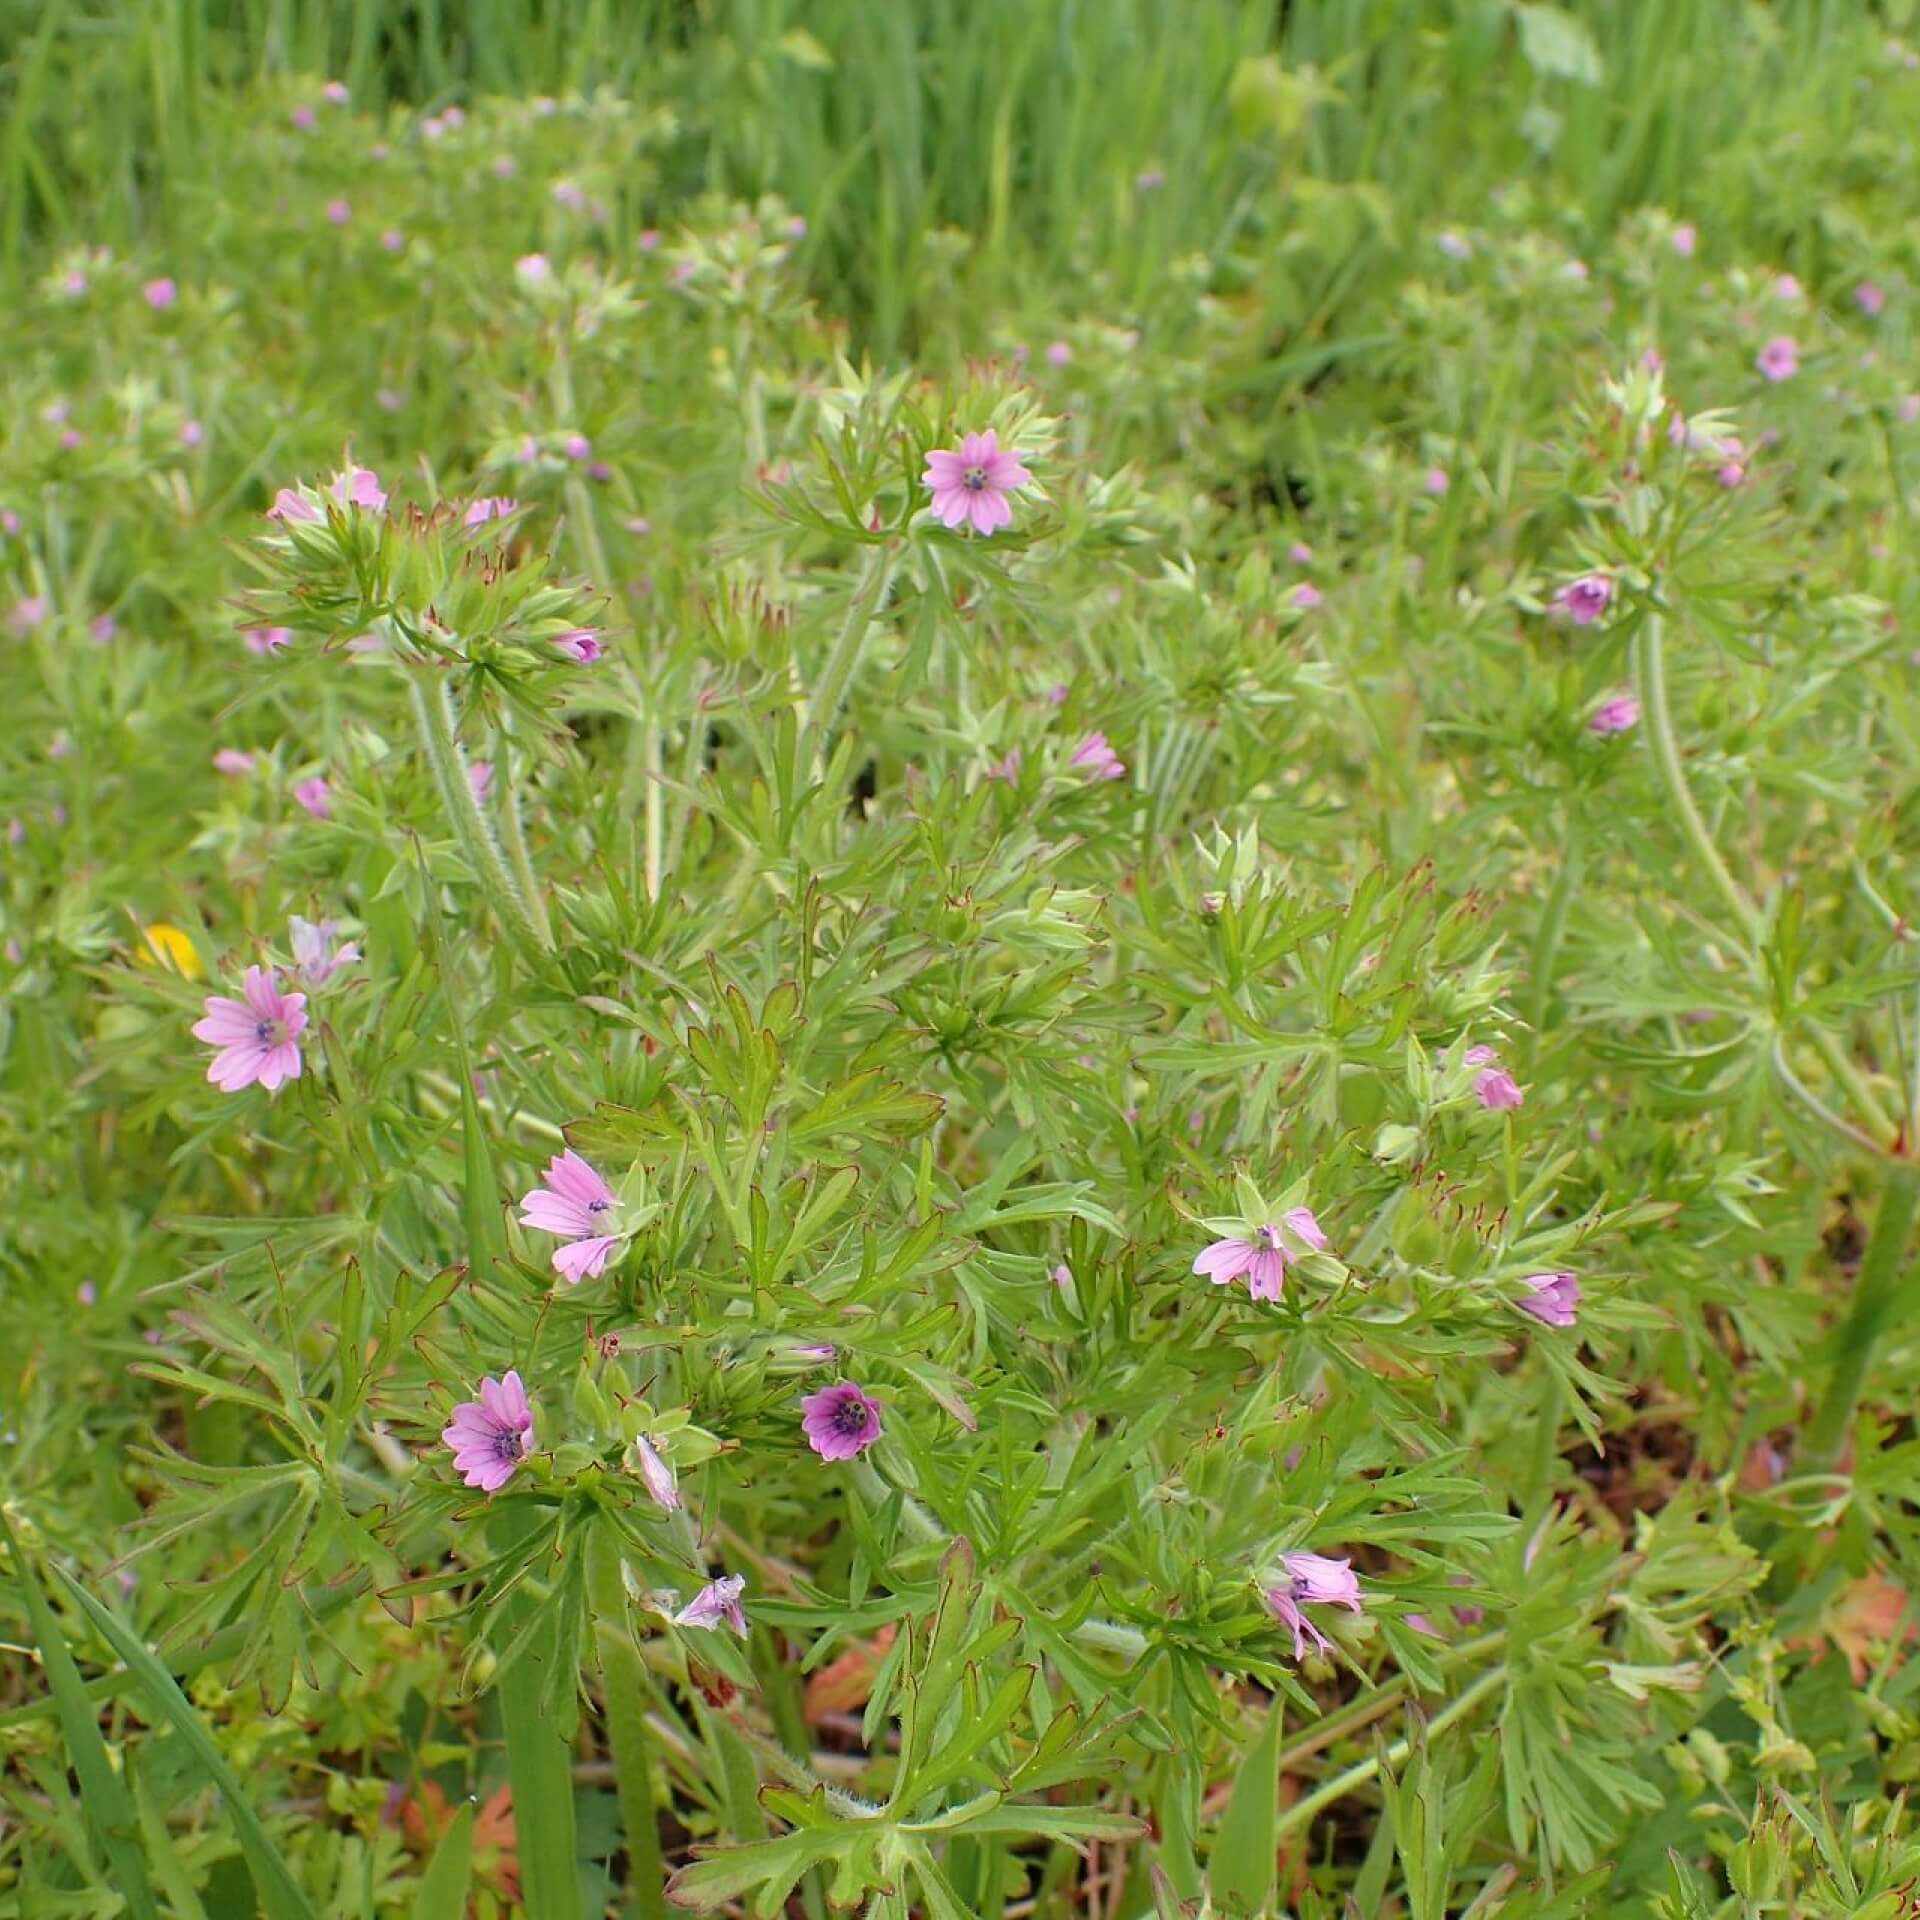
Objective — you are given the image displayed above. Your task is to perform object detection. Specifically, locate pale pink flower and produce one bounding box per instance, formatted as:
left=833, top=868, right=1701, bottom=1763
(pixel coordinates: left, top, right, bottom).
left=244, top=627, right=293, bottom=655
left=180, top=420, right=204, bottom=448
left=1265, top=1551, right=1364, bottom=1660
left=514, top=253, right=552, bottom=287
left=1050, top=1262, right=1073, bottom=1290
left=1289, top=582, right=1322, bottom=610
left=491, top=154, right=517, bottom=179
left=323, top=80, right=350, bottom=105
left=518, top=1149, right=621, bottom=1282
left=1555, top=574, right=1613, bottom=626
left=1423, top=467, right=1450, bottom=496
left=1287, top=541, right=1314, bottom=564
left=10, top=595, right=47, bottom=633
left=1436, top=230, right=1470, bottom=260
left=638, top=229, right=661, bottom=253
left=61, top=270, right=88, bottom=296
left=1045, top=341, right=1072, bottom=368
left=78, top=1282, right=97, bottom=1307
left=143, top=277, right=178, bottom=310
left=1589, top=693, right=1639, bottom=736
left=551, top=179, right=586, bottom=211
left=59, top=429, right=84, bottom=451
left=1774, top=273, right=1802, bottom=302
left=674, top=1573, right=747, bottom=1634
left=468, top=759, right=494, bottom=801
left=634, top=1435, right=681, bottom=1512
left=328, top=465, right=386, bottom=511
left=289, top=916, right=358, bottom=985
left=1070, top=733, right=1126, bottom=781
left=292, top=105, right=315, bottom=130
left=464, top=496, right=519, bottom=526
left=1516, top=1271, right=1580, bottom=1327
left=381, top=229, right=406, bottom=254
left=1717, top=460, right=1746, bottom=489
left=1462, top=1044, right=1498, bottom=1067
left=293, top=776, right=332, bottom=819
left=1671, top=223, right=1696, bottom=258
left=191, top=965, right=308, bottom=1093
left=554, top=629, right=603, bottom=663
left=563, top=432, right=592, bottom=461
left=442, top=1371, right=534, bottom=1492
left=801, top=1381, right=884, bottom=1460
left=1192, top=1209, right=1328, bottom=1305
left=1857, top=282, right=1887, bottom=317
left=922, top=430, right=1032, bottom=535
left=1901, top=395, right=1920, bottom=425
left=213, top=748, right=255, bottom=775
left=1474, top=1068, right=1524, bottom=1111
left=89, top=615, right=116, bottom=644
left=325, top=198, right=351, bottom=226
left=268, top=487, right=322, bottom=524
left=442, top=106, right=465, bottom=127
left=985, top=748, right=1022, bottom=783
left=1757, top=336, right=1799, bottom=382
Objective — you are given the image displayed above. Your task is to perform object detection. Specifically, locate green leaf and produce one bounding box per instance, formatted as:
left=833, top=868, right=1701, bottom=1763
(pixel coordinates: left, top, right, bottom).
left=1208, top=1700, right=1281, bottom=1917
left=51, top=1566, right=318, bottom=1920
left=415, top=1801, right=476, bottom=1920
left=2, top=1515, right=161, bottom=1920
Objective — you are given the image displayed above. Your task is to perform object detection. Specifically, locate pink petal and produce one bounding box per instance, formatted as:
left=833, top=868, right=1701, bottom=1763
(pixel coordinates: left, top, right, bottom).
left=1192, top=1239, right=1254, bottom=1282
left=934, top=487, right=972, bottom=528
left=207, top=1044, right=265, bottom=1090
left=959, top=432, right=989, bottom=465
left=553, top=1235, right=618, bottom=1283
left=256, top=1043, right=302, bottom=1090
left=983, top=449, right=1031, bottom=490
left=1246, top=1249, right=1287, bottom=1301
left=922, top=451, right=964, bottom=484
left=519, top=1192, right=595, bottom=1237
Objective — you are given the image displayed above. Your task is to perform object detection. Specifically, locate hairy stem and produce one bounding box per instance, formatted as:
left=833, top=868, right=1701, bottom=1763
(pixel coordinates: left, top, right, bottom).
left=800, top=542, right=898, bottom=758
left=494, top=720, right=554, bottom=946
left=587, top=1520, right=670, bottom=1920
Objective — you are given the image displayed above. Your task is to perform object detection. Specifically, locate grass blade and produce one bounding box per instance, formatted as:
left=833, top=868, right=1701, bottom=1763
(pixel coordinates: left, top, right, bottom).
left=1209, top=1699, right=1282, bottom=1917
left=2, top=1514, right=161, bottom=1920
left=51, top=1566, right=319, bottom=1920
left=416, top=1800, right=477, bottom=1920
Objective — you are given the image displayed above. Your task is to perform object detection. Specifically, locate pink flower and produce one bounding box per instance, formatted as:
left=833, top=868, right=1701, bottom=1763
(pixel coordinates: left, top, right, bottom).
left=1287, top=541, right=1314, bottom=564
left=551, top=179, right=587, bottom=210
left=638, top=229, right=661, bottom=253
left=268, top=487, right=322, bottom=524
left=1045, top=341, right=1072, bottom=368
left=10, top=595, right=47, bottom=633
left=1516, top=1271, right=1580, bottom=1327
left=985, top=748, right=1022, bottom=783
left=1474, top=1068, right=1524, bottom=1111
left=323, top=80, right=350, bottom=105
left=634, top=1435, right=681, bottom=1512
left=1756, top=336, right=1799, bottom=382
left=563, top=432, right=592, bottom=461
left=1192, top=1209, right=1327, bottom=1304
left=442, top=1371, right=534, bottom=1492
left=1462, top=1044, right=1497, bottom=1067
left=381, top=229, right=406, bottom=254
left=289, top=916, right=358, bottom=985
left=1900, top=395, right=1920, bottom=425
left=1857, top=282, right=1887, bottom=317
left=922, top=430, right=1033, bottom=536
left=325, top=199, right=352, bottom=226
left=515, top=253, right=552, bottom=287
left=1288, top=582, right=1322, bottom=610
left=328, top=465, right=386, bottom=511
left=1265, top=1551, right=1364, bottom=1660
left=1436, top=230, right=1470, bottom=260
left=191, top=965, right=308, bottom=1093
left=554, top=629, right=603, bottom=663
left=1671, top=223, right=1696, bottom=258
left=490, top=154, right=517, bottom=179
left=244, top=627, right=293, bottom=655
left=293, top=777, right=332, bottom=819
left=518, top=1150, right=621, bottom=1282
left=1070, top=733, right=1126, bottom=781
left=468, top=759, right=494, bottom=801
left=1423, top=467, right=1450, bottom=496
left=292, top=105, right=315, bottom=129
left=1554, top=574, right=1613, bottom=626
left=1717, top=461, right=1746, bottom=489
left=143, top=277, right=178, bottom=310
left=62, top=270, right=88, bottom=296
left=1589, top=693, right=1639, bottom=736
left=89, top=615, right=116, bottom=644
left=1774, top=273, right=1802, bottom=302
left=180, top=420, right=204, bottom=448
left=464, top=496, right=519, bottom=526
left=59, top=430, right=84, bottom=451
left=800, top=1381, right=884, bottom=1461
left=674, top=1573, right=747, bottom=1634
left=213, top=748, right=255, bottom=775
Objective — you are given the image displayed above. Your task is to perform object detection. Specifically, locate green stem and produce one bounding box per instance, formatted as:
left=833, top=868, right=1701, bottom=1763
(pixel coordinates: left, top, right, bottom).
left=800, top=543, right=898, bottom=758
left=1524, top=826, right=1582, bottom=1070
left=1631, top=615, right=1761, bottom=947
left=1270, top=1666, right=1505, bottom=1843
left=408, top=671, right=552, bottom=959
left=495, top=722, right=554, bottom=946
left=1803, top=1162, right=1920, bottom=1471
left=1807, top=1024, right=1899, bottom=1154
left=587, top=1520, right=670, bottom=1920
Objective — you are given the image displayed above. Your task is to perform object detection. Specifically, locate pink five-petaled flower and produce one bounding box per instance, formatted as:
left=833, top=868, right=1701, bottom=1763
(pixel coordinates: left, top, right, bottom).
left=674, top=1573, right=748, bottom=1635
left=289, top=915, right=359, bottom=986
left=1590, top=692, right=1640, bottom=736
left=633, top=1435, right=681, bottom=1513
left=800, top=1381, right=884, bottom=1461
left=245, top=627, right=293, bottom=655
left=1191, top=1208, right=1329, bottom=1305
left=464, top=496, right=519, bottom=526
left=1555, top=574, right=1613, bottom=626
left=1474, top=1068, right=1524, bottom=1111
left=922, top=430, right=1032, bottom=536
left=1265, top=1551, right=1364, bottom=1660
left=1857, top=282, right=1887, bottom=317
left=554, top=629, right=604, bottom=663
left=1070, top=733, right=1126, bottom=781
left=191, top=965, right=308, bottom=1094
left=144, top=277, right=178, bottom=310
left=1517, top=1271, right=1581, bottom=1328
left=328, top=465, right=386, bottom=511
left=1757, top=336, right=1799, bottom=382
left=518, top=1150, right=622, bottom=1282
left=268, top=487, right=323, bottom=524
left=213, top=748, right=255, bottom=775
left=293, top=777, right=332, bottom=819
left=442, top=1371, right=534, bottom=1492
left=1672, top=223, right=1697, bottom=258
left=1289, top=581, right=1323, bottom=610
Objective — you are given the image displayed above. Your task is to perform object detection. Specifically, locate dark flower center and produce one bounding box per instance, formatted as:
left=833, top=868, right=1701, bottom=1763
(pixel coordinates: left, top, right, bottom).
left=962, top=465, right=988, bottom=492
left=1255, top=1223, right=1283, bottom=1250
left=490, top=1426, right=524, bottom=1464
left=832, top=1396, right=871, bottom=1436
left=255, top=1018, right=286, bottom=1047
left=587, top=1197, right=611, bottom=1214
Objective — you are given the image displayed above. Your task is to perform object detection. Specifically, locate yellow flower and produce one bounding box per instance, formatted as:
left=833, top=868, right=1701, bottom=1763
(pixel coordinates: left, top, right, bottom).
left=138, top=922, right=203, bottom=979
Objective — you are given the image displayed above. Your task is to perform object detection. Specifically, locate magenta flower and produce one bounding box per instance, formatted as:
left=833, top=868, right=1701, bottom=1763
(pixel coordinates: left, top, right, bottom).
left=1857, top=282, right=1887, bottom=317
left=213, top=748, right=255, bottom=775
left=1775, top=273, right=1802, bottom=302
left=268, top=487, right=322, bottom=524
left=328, top=465, right=386, bottom=511
left=325, top=199, right=352, bottom=227
left=323, top=80, right=350, bottom=105
left=244, top=627, right=293, bottom=655
left=464, top=496, right=519, bottom=526
left=144, top=277, right=178, bottom=310
left=518, top=1150, right=622, bottom=1282
left=469, top=759, right=494, bottom=801
left=633, top=1435, right=681, bottom=1512
left=1265, top=1551, right=1364, bottom=1660
left=1423, top=467, right=1450, bottom=496
left=179, top=420, right=204, bottom=448
left=381, top=229, right=406, bottom=254
left=1192, top=1209, right=1328, bottom=1305
left=11, top=596, right=47, bottom=633
left=1287, top=540, right=1314, bottom=564
left=1589, top=692, right=1640, bottom=736
left=515, top=252, right=552, bottom=286
left=191, top=965, right=308, bottom=1094
left=292, top=104, right=315, bottom=129
left=563, top=432, right=592, bottom=461
left=1288, top=582, right=1322, bottom=610
left=289, top=916, right=359, bottom=986
left=442, top=1371, right=534, bottom=1492
left=1672, top=223, right=1696, bottom=257
left=985, top=748, right=1022, bottom=783
left=1717, top=460, right=1746, bottom=489
left=674, top=1573, right=748, bottom=1635
left=1757, top=336, right=1799, bottom=382
left=1070, top=733, right=1126, bottom=781
left=1516, top=1271, right=1580, bottom=1328
left=1474, top=1068, right=1524, bottom=1111
left=550, top=629, right=605, bottom=664
left=1044, top=340, right=1072, bottom=368
left=293, top=777, right=332, bottom=819
left=922, top=430, right=1032, bottom=536
left=1555, top=574, right=1613, bottom=626
left=800, top=1381, right=884, bottom=1461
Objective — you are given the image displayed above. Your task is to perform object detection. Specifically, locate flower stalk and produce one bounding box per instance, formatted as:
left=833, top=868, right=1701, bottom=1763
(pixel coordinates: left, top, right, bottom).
left=800, top=541, right=899, bottom=760
left=587, top=1518, right=671, bottom=1920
